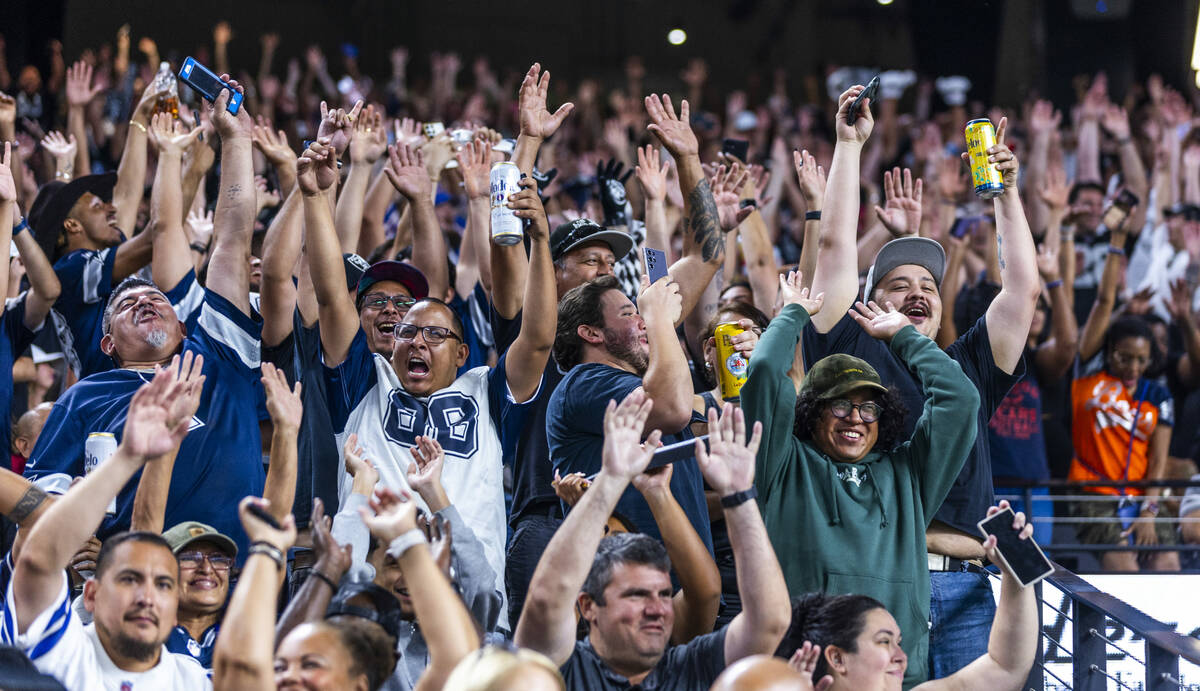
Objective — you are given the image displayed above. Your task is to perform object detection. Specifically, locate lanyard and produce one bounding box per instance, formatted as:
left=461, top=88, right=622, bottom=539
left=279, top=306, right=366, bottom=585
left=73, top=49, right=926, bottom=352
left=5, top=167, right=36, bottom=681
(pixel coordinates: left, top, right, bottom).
left=1118, top=380, right=1147, bottom=497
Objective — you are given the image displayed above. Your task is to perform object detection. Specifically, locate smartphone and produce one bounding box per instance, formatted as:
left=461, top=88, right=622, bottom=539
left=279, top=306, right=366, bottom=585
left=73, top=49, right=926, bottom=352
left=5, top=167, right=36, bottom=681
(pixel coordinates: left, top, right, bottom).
left=645, top=435, right=708, bottom=472
left=721, top=138, right=749, bottom=163
left=1113, top=189, right=1140, bottom=212
left=246, top=502, right=283, bottom=530
left=178, top=57, right=243, bottom=115
left=1101, top=204, right=1129, bottom=232
left=424, top=122, right=445, bottom=138
left=977, top=507, right=1054, bottom=587
left=644, top=247, right=669, bottom=284
left=950, top=217, right=972, bottom=239
left=847, top=76, right=880, bottom=124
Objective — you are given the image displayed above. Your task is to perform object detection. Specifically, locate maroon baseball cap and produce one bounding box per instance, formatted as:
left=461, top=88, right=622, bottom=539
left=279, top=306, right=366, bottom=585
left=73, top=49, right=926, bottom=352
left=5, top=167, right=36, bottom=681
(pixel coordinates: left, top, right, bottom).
left=356, top=260, right=429, bottom=308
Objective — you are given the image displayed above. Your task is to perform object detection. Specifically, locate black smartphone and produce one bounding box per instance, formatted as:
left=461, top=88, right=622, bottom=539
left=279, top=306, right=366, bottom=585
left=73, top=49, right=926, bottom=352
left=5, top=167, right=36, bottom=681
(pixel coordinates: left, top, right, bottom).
left=246, top=502, right=282, bottom=530
left=977, top=507, right=1054, bottom=587
left=1113, top=189, right=1140, bottom=211
left=179, top=57, right=243, bottom=114
left=644, top=247, right=669, bottom=284
left=847, top=76, right=880, bottom=124
left=721, top=138, right=749, bottom=163
left=950, top=217, right=972, bottom=239
left=644, top=435, right=708, bottom=472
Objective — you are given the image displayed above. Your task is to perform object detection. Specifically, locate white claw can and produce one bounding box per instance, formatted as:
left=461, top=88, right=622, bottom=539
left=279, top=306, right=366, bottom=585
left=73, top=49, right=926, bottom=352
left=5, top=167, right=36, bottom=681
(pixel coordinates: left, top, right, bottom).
left=84, top=432, right=119, bottom=514
left=490, top=162, right=524, bottom=246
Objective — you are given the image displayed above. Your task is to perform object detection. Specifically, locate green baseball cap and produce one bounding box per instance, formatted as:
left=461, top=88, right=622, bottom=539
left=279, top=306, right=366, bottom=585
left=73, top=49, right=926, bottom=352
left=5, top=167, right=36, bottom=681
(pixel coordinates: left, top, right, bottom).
left=163, top=521, right=238, bottom=557
left=800, top=354, right=889, bottom=400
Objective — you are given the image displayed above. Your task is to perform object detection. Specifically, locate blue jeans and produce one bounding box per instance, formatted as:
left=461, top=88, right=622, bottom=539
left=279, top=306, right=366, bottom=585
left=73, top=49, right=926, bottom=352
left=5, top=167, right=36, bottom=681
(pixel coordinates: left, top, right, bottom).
left=928, top=569, right=997, bottom=680
left=506, top=514, right=563, bottom=627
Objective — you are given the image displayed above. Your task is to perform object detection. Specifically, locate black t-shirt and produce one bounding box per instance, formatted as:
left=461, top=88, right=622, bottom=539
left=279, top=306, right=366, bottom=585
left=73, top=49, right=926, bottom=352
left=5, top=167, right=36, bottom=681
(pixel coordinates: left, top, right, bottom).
left=803, top=313, right=1023, bottom=534
left=491, top=307, right=564, bottom=525
left=262, top=311, right=342, bottom=527
left=561, top=629, right=727, bottom=691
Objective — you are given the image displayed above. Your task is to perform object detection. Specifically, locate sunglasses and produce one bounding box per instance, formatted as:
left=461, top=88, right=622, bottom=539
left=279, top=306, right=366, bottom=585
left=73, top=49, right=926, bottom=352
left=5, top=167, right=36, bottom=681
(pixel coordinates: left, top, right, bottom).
left=828, top=399, right=882, bottom=424
left=393, top=324, right=463, bottom=344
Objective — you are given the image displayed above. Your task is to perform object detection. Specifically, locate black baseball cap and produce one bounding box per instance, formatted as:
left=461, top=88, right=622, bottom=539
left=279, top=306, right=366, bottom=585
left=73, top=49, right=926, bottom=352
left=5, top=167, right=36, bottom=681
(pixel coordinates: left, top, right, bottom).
left=344, top=253, right=370, bottom=292
left=355, top=260, right=429, bottom=308
left=29, top=173, right=119, bottom=262
left=550, top=218, right=634, bottom=262
left=327, top=581, right=405, bottom=639
left=800, top=353, right=889, bottom=400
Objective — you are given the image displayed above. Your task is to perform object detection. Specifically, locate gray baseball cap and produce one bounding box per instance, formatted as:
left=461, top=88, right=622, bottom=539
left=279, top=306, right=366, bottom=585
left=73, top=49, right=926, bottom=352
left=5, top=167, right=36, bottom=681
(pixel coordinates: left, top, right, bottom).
left=863, top=237, right=946, bottom=301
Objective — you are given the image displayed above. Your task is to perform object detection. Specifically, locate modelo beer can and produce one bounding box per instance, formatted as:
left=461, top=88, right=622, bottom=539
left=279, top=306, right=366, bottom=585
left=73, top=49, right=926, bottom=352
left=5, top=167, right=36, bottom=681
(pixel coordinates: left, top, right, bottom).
left=490, top=162, right=524, bottom=246
left=84, top=432, right=119, bottom=514
left=714, top=323, right=749, bottom=402
left=965, top=118, right=1004, bottom=199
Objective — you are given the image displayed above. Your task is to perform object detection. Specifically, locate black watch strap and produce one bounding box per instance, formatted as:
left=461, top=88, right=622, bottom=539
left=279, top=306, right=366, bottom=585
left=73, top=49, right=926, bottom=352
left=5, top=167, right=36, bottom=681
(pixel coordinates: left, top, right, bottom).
left=720, top=486, right=758, bottom=509
left=805, top=210, right=822, bottom=221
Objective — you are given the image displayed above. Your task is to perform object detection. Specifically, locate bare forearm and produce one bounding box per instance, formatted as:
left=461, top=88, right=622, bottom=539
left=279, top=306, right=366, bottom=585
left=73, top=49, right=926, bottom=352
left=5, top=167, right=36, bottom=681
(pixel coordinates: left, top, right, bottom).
left=401, top=545, right=479, bottom=678
left=67, top=107, right=90, bottom=178
left=513, top=134, right=541, bottom=175
left=741, top=211, right=778, bottom=314
left=458, top=198, right=490, bottom=296
left=644, top=488, right=719, bottom=641
left=644, top=199, right=671, bottom=264
left=856, top=224, right=893, bottom=273
left=130, top=452, right=177, bottom=533
left=642, top=319, right=694, bottom=431
left=1079, top=250, right=1123, bottom=359
left=409, top=197, right=448, bottom=299
left=1077, top=121, right=1101, bottom=182
left=210, top=139, right=256, bottom=313
left=490, top=242, right=528, bottom=320
left=359, top=171, right=398, bottom=256
left=113, top=125, right=149, bottom=233
left=264, top=428, right=298, bottom=523
left=810, top=142, right=864, bottom=330
left=981, top=570, right=1037, bottom=679
left=724, top=499, right=789, bottom=656
left=0, top=470, right=52, bottom=527
left=214, top=555, right=284, bottom=691
left=274, top=571, right=334, bottom=644
left=1117, top=141, right=1149, bottom=197
left=335, top=162, right=372, bottom=253
left=151, top=152, right=190, bottom=289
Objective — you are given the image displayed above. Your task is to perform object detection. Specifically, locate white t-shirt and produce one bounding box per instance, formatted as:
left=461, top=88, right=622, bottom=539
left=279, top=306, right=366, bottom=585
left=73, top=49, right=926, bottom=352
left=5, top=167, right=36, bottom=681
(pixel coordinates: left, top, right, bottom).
left=2, top=576, right=211, bottom=690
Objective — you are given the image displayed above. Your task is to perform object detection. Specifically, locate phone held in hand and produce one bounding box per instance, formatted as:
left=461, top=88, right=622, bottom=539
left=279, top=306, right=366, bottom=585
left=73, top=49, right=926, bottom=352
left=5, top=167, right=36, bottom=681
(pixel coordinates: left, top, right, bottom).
left=424, top=122, right=445, bottom=139
left=246, top=502, right=283, bottom=530
left=1113, top=189, right=1140, bottom=211
left=644, top=247, right=669, bottom=284
left=977, top=506, right=1054, bottom=587
left=178, top=57, right=243, bottom=115
left=645, top=435, right=708, bottom=472
left=847, top=76, right=880, bottom=123
left=721, top=138, right=749, bottom=163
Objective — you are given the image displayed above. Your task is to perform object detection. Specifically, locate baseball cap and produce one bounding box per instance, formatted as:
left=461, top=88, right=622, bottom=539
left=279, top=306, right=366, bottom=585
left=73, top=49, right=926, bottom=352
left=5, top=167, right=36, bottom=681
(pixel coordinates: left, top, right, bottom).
left=550, top=218, right=634, bottom=262
left=863, top=236, right=946, bottom=302
left=327, top=581, right=405, bottom=639
left=163, top=521, right=238, bottom=557
left=344, top=253, right=370, bottom=292
left=356, top=260, right=429, bottom=307
left=29, top=173, right=119, bottom=262
left=800, top=353, right=889, bottom=400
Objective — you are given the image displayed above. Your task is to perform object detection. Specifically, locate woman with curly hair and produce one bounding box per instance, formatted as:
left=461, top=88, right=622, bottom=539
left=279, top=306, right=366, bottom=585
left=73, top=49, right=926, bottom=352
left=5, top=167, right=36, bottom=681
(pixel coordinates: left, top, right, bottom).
left=740, top=271, right=980, bottom=686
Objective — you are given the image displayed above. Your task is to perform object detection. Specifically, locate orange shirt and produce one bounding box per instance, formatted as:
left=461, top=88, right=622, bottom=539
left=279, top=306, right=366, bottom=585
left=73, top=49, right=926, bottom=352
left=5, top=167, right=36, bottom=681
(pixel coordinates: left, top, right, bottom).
left=1069, top=371, right=1173, bottom=496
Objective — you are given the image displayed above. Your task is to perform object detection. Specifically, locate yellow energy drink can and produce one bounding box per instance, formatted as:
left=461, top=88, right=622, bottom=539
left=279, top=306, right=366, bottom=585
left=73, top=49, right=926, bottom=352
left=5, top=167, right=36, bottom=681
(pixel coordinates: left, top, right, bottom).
left=714, top=323, right=748, bottom=401
left=964, top=118, right=1004, bottom=199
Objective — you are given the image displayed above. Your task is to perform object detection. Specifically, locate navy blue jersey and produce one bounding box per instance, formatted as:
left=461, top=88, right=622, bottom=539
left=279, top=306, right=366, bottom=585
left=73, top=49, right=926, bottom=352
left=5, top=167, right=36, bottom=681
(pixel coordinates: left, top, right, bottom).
left=0, top=296, right=40, bottom=455
left=25, top=290, right=265, bottom=559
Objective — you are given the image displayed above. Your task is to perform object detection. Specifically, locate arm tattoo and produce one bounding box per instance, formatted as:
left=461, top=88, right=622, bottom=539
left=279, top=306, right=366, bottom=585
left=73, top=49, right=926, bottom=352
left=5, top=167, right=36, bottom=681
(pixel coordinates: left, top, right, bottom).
left=8, top=485, right=50, bottom=524
left=687, top=179, right=725, bottom=264
left=996, top=233, right=1006, bottom=270
left=227, top=183, right=242, bottom=200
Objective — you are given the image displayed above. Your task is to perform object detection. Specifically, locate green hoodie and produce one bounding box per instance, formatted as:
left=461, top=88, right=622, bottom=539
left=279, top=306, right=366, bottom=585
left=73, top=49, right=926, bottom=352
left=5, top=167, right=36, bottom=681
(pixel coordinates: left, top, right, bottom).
left=741, top=304, right=980, bottom=687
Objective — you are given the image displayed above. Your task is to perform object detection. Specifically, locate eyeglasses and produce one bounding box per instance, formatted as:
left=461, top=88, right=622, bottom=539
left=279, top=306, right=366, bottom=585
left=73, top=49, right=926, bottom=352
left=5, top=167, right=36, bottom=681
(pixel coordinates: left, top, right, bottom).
left=361, top=294, right=417, bottom=312
left=394, top=324, right=463, bottom=344
left=828, top=399, right=882, bottom=423
left=178, top=551, right=233, bottom=572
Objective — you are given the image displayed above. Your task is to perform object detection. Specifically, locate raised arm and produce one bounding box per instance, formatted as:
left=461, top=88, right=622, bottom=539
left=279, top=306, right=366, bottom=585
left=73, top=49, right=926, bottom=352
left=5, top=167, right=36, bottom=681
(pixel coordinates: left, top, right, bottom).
left=515, top=388, right=661, bottom=665
left=299, top=140, right=359, bottom=366
left=793, top=149, right=826, bottom=293
left=262, top=362, right=302, bottom=523
left=1033, top=236, right=1078, bottom=381
left=857, top=167, right=923, bottom=273
left=274, top=498, right=352, bottom=643
left=503, top=177, right=555, bottom=401
left=12, top=365, right=196, bottom=632
left=384, top=142, right=448, bottom=299
left=147, top=114, right=204, bottom=291
left=634, top=465, right=720, bottom=644
left=638, top=273, right=694, bottom=433
left=207, top=81, right=257, bottom=315
left=336, top=106, right=387, bottom=253
left=698, top=404, right=790, bottom=662
left=259, top=186, right=303, bottom=347
left=937, top=235, right=965, bottom=350
left=63, top=61, right=101, bottom=184
left=112, top=78, right=162, bottom=235
left=1023, top=100, right=1062, bottom=236
left=809, top=85, right=875, bottom=332
left=1079, top=224, right=1128, bottom=361
left=512, top=63, right=574, bottom=176
left=251, top=118, right=297, bottom=196
left=1101, top=105, right=1149, bottom=232
left=455, top=139, right=493, bottom=298
left=0, top=144, right=14, bottom=313
left=212, top=497, right=297, bottom=691
left=637, top=145, right=673, bottom=262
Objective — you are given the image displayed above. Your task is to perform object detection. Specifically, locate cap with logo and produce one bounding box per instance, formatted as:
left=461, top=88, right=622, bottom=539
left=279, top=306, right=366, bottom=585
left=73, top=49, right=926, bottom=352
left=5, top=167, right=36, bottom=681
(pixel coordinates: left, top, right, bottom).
left=863, top=236, right=946, bottom=302
left=163, top=521, right=238, bottom=557
left=549, top=218, right=634, bottom=262
left=800, top=353, right=889, bottom=401
left=355, top=260, right=429, bottom=308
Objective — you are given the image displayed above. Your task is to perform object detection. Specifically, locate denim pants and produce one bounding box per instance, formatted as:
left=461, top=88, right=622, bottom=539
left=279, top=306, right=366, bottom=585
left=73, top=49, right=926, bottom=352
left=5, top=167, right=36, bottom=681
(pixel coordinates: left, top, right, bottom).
left=506, top=514, right=563, bottom=627
left=928, top=569, right=997, bottom=679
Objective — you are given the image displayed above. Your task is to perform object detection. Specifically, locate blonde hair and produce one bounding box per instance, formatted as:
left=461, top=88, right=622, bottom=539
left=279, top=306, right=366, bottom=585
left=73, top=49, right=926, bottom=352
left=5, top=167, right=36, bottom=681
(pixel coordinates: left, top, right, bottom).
left=442, top=646, right=565, bottom=691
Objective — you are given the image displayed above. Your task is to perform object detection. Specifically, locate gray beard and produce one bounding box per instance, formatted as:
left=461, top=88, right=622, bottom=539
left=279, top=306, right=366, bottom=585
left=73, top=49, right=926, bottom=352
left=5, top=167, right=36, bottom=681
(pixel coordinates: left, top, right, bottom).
left=143, top=328, right=169, bottom=350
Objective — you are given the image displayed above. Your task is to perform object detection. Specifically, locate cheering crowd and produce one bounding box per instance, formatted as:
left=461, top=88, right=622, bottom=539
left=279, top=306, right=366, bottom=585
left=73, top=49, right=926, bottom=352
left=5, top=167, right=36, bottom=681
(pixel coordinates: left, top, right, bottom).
left=0, top=21, right=1196, bottom=691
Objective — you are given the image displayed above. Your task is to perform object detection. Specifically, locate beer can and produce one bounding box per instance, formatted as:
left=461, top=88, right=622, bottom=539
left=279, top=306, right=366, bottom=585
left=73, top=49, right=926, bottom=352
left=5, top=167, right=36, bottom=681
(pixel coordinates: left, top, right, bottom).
left=714, top=323, right=749, bottom=402
left=84, top=432, right=119, bottom=514
left=964, top=119, right=1005, bottom=199
left=490, top=162, right=524, bottom=246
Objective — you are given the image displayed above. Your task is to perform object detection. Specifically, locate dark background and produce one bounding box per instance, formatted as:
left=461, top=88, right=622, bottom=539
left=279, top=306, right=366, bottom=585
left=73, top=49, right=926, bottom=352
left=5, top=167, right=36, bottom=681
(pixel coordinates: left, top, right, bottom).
left=3, top=0, right=1199, bottom=110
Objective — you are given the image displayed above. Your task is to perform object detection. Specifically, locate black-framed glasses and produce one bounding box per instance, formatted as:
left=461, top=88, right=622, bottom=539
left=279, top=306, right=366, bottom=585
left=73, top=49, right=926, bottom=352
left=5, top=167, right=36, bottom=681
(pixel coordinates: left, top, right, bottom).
left=361, top=294, right=417, bottom=312
left=394, top=323, right=463, bottom=344
left=828, top=399, right=882, bottom=424
left=178, top=551, right=233, bottom=572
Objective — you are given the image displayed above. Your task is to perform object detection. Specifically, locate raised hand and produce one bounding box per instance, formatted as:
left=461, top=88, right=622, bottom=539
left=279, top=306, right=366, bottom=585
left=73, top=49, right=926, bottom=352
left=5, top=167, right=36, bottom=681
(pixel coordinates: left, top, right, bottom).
left=360, top=486, right=419, bottom=542
left=833, top=85, right=873, bottom=145
left=393, top=117, right=423, bottom=149
left=644, top=94, right=699, bottom=158
left=383, top=143, right=430, bottom=201
left=456, top=138, right=491, bottom=200
left=694, top=404, right=762, bottom=496
left=787, top=642, right=834, bottom=691
left=638, top=274, right=683, bottom=329
left=261, top=361, right=303, bottom=432
left=148, top=113, right=203, bottom=158
left=935, top=155, right=969, bottom=201
left=1035, top=242, right=1060, bottom=283
left=295, top=139, right=338, bottom=195
left=40, top=130, right=77, bottom=165
left=1028, top=99, right=1062, bottom=137
left=0, top=92, right=16, bottom=129
left=418, top=133, right=455, bottom=181
left=121, top=357, right=204, bottom=460
left=161, top=352, right=206, bottom=448
left=635, top=145, right=670, bottom=202
left=1165, top=278, right=1195, bottom=324
left=186, top=209, right=215, bottom=249
left=518, top=63, right=574, bottom=140
left=254, top=175, right=281, bottom=213
left=793, top=149, right=827, bottom=208
left=310, top=498, right=352, bottom=585
left=552, top=469, right=590, bottom=506
left=632, top=463, right=673, bottom=499
left=65, top=60, right=104, bottom=108
left=1101, top=104, right=1131, bottom=141
left=961, top=116, right=1018, bottom=191
left=849, top=300, right=915, bottom=343
left=0, top=142, right=16, bottom=203
left=252, top=116, right=296, bottom=169
left=1039, top=165, right=1071, bottom=216
left=213, top=21, right=233, bottom=46
left=710, top=163, right=753, bottom=231
left=210, top=77, right=252, bottom=140
left=601, top=387, right=662, bottom=481
left=317, top=99, right=364, bottom=156
left=343, top=433, right=380, bottom=486
left=778, top=271, right=824, bottom=315
left=349, top=104, right=387, bottom=165
left=406, top=435, right=448, bottom=510
left=239, top=496, right=297, bottom=552
left=506, top=177, right=550, bottom=241
left=873, top=167, right=923, bottom=237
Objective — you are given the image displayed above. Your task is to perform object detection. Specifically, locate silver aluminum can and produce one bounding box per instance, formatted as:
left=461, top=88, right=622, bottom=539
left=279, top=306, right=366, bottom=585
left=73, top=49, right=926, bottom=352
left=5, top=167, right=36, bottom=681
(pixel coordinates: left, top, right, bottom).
left=84, top=432, right=119, bottom=514
left=490, top=162, right=524, bottom=246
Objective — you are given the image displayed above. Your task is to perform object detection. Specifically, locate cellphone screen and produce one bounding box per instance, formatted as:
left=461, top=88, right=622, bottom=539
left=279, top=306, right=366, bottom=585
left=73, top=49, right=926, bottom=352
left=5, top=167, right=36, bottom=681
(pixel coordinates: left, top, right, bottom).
left=977, top=508, right=1054, bottom=587
left=644, top=247, right=669, bottom=284
left=721, top=138, right=749, bottom=162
